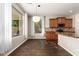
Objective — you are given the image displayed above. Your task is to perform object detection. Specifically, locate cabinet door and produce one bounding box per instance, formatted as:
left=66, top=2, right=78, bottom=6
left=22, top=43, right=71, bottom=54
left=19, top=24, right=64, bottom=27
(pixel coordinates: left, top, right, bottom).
left=50, top=19, right=58, bottom=28
left=65, top=19, right=72, bottom=28
left=57, top=17, right=66, bottom=24
left=45, top=31, right=51, bottom=40
left=45, top=31, right=58, bottom=41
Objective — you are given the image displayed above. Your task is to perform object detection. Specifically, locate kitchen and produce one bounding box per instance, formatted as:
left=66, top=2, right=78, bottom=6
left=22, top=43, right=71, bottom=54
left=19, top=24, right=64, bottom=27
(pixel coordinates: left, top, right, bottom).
left=45, top=16, right=79, bottom=55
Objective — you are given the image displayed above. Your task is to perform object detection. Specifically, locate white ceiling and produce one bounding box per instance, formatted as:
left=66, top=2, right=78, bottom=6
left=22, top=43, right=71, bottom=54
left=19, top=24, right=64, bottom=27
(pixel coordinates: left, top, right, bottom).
left=20, top=3, right=79, bottom=16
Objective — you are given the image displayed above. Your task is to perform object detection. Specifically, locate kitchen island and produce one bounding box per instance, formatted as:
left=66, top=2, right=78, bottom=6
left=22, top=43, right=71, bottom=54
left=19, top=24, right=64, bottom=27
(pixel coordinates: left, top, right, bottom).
left=45, top=28, right=79, bottom=56
left=58, top=32, right=79, bottom=56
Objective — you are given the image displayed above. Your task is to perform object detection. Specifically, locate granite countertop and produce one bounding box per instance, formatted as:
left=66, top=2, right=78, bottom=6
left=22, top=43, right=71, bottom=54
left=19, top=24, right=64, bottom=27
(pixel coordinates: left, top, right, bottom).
left=45, top=28, right=56, bottom=31
left=45, top=28, right=75, bottom=32
left=45, top=28, right=79, bottom=38
left=58, top=31, right=79, bottom=38
left=58, top=32, right=75, bottom=38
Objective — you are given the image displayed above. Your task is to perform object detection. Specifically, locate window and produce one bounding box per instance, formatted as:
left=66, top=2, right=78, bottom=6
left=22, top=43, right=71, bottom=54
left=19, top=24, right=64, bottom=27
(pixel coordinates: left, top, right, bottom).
left=33, top=16, right=42, bottom=33
left=12, top=7, right=23, bottom=37
left=34, top=19, right=42, bottom=33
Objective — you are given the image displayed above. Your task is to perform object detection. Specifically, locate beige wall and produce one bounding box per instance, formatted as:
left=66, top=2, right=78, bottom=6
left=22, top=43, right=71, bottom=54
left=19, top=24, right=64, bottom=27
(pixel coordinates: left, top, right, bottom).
left=4, top=4, right=29, bottom=55
left=69, top=13, right=79, bottom=37
left=28, top=16, right=45, bottom=38
left=73, top=13, right=79, bottom=37
left=28, top=16, right=32, bottom=37
left=0, top=3, right=12, bottom=54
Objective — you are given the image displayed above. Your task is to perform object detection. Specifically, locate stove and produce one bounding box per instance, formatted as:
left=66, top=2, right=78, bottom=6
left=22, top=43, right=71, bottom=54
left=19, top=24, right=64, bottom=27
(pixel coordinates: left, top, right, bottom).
left=56, top=23, right=65, bottom=32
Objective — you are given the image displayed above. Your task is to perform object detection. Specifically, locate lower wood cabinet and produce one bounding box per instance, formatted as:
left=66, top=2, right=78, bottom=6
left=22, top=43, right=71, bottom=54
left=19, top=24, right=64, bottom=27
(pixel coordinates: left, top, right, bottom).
left=45, top=31, right=58, bottom=44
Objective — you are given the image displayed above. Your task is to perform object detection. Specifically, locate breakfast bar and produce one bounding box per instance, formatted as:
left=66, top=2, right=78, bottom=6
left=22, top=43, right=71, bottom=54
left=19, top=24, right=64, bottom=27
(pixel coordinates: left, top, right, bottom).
left=58, top=32, right=79, bottom=56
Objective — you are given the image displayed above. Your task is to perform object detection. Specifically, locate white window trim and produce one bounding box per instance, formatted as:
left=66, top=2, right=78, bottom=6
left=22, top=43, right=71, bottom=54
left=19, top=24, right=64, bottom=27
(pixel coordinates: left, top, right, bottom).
left=12, top=4, right=25, bottom=38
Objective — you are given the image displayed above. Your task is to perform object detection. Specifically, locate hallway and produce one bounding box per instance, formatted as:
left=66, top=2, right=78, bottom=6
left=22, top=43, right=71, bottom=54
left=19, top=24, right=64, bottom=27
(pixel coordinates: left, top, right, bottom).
left=9, top=39, right=72, bottom=56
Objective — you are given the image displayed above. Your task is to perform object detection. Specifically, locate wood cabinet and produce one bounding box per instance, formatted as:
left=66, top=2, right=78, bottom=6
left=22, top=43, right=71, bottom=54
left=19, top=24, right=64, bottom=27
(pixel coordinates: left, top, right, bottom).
left=45, top=31, right=58, bottom=44
left=65, top=19, right=72, bottom=28
left=57, top=17, right=66, bottom=24
left=50, top=19, right=58, bottom=28
left=49, top=17, right=72, bottom=28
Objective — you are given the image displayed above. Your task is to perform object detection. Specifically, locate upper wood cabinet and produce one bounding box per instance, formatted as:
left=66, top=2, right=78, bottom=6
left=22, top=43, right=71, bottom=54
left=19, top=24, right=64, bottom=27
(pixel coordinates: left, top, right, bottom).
left=65, top=19, right=72, bottom=28
left=57, top=17, right=66, bottom=24
left=49, top=17, right=72, bottom=28
left=50, top=19, right=58, bottom=28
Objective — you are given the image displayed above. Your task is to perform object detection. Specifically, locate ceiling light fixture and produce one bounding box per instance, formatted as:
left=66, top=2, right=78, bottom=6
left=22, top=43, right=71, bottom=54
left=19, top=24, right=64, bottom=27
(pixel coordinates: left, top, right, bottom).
left=33, top=4, right=40, bottom=22
left=33, top=16, right=40, bottom=22
left=69, top=10, right=72, bottom=13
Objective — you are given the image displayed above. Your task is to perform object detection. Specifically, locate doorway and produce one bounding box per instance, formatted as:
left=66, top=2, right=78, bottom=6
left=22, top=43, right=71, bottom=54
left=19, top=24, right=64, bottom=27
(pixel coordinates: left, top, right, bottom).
left=32, top=16, right=45, bottom=39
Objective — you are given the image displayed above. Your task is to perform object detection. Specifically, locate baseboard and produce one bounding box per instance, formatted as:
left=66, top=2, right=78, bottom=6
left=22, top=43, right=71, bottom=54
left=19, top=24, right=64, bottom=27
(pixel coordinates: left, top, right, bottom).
left=28, top=36, right=46, bottom=39
left=58, top=43, right=76, bottom=56
left=5, top=38, right=28, bottom=56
